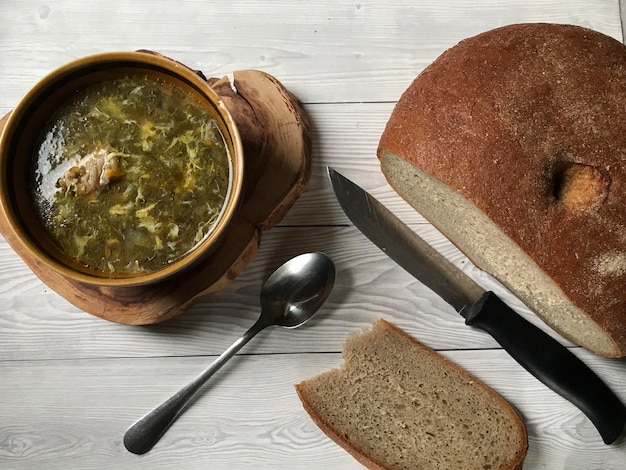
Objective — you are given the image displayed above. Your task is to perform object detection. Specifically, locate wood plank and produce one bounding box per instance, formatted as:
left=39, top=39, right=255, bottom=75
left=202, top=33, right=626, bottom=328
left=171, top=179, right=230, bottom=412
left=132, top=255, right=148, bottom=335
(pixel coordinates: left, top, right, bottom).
left=0, top=223, right=577, bottom=360
left=1, top=351, right=624, bottom=469
left=0, top=1, right=620, bottom=109
left=278, top=101, right=426, bottom=227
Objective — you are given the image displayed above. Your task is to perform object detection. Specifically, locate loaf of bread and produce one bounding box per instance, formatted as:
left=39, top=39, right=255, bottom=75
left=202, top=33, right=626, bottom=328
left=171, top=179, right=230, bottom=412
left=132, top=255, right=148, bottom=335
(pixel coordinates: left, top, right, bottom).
left=295, top=319, right=528, bottom=470
left=378, top=23, right=626, bottom=357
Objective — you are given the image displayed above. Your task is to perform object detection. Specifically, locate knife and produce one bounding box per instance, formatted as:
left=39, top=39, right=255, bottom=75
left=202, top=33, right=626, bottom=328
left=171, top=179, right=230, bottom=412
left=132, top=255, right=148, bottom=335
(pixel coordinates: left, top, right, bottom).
left=328, top=167, right=626, bottom=445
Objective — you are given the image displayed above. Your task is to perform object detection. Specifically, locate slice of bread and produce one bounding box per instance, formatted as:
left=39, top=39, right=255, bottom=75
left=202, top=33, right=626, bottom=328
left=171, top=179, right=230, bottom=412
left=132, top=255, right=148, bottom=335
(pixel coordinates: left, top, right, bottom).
left=377, top=23, right=626, bottom=357
left=295, top=319, right=528, bottom=470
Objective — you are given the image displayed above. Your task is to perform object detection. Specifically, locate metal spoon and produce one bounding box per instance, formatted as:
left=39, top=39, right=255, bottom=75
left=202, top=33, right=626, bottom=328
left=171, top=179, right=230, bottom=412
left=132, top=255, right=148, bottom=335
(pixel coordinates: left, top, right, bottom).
left=123, top=252, right=336, bottom=455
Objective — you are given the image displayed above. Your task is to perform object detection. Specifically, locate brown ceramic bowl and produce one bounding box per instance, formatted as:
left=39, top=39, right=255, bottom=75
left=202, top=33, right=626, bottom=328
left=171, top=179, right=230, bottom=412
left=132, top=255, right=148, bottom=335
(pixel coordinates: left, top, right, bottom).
left=0, top=51, right=244, bottom=287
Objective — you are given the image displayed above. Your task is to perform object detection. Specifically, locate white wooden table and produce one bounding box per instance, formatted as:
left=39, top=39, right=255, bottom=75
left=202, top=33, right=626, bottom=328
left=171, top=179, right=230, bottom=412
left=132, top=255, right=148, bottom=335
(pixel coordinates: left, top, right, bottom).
left=1, top=1, right=625, bottom=468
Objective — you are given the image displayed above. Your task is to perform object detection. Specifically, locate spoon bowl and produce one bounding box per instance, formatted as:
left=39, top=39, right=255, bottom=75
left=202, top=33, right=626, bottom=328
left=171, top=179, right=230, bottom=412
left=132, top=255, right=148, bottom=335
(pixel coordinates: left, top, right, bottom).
left=123, top=252, right=335, bottom=455
left=260, top=252, right=335, bottom=328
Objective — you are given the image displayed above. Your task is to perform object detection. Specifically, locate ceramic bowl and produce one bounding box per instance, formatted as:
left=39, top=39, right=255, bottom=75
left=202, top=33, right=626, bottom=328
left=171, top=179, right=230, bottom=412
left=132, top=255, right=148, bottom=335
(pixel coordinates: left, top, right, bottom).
left=0, top=51, right=244, bottom=286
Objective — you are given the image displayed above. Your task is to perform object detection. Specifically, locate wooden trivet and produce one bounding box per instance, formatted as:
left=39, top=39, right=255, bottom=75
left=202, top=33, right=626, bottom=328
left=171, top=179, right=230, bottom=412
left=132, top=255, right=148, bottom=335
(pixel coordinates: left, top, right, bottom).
left=0, top=68, right=311, bottom=324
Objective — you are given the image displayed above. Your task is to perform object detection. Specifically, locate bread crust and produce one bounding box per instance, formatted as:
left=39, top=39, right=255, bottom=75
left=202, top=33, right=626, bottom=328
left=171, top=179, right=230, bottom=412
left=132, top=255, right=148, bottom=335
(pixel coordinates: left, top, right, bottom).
left=378, top=23, right=626, bottom=357
left=296, top=319, right=528, bottom=470
left=294, top=383, right=389, bottom=470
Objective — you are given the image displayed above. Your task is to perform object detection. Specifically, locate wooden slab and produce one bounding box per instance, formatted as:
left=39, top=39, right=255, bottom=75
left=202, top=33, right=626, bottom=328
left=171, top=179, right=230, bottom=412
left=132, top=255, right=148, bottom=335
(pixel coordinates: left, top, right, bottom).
left=0, top=69, right=311, bottom=325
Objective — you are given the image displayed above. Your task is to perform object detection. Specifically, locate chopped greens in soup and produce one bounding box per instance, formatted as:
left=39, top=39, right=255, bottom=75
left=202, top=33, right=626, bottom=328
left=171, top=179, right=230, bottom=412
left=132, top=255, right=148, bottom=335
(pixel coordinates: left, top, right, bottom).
left=31, top=75, right=231, bottom=275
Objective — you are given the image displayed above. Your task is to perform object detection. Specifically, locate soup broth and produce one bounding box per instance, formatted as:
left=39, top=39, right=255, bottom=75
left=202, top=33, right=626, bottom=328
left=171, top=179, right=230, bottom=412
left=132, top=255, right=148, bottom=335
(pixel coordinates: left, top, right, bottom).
left=31, top=75, right=231, bottom=275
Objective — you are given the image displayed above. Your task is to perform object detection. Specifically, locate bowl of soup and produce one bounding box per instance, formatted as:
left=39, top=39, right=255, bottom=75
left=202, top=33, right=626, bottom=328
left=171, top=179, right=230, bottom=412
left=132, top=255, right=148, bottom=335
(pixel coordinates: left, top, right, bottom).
left=0, top=52, right=244, bottom=286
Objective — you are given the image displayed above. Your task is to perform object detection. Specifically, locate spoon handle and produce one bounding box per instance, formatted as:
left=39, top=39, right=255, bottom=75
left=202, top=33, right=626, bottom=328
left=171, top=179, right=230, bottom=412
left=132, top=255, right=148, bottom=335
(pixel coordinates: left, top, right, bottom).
left=123, top=317, right=270, bottom=455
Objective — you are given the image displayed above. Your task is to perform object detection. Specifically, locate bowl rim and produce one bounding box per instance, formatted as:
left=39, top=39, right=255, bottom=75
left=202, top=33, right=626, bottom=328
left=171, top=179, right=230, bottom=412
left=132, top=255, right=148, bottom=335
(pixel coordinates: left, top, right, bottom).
left=0, top=51, right=245, bottom=287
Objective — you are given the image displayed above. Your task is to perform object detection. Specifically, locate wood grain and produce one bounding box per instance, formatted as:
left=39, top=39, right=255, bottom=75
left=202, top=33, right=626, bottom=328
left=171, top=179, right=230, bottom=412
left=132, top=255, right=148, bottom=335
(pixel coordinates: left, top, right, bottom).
left=0, top=1, right=624, bottom=468
left=0, top=224, right=569, bottom=360
left=0, top=1, right=620, bottom=107
left=0, top=352, right=624, bottom=469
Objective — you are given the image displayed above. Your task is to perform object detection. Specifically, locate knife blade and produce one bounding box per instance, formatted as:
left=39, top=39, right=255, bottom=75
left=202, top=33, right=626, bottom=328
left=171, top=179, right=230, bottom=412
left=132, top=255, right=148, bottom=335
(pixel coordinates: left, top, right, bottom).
left=328, top=167, right=626, bottom=445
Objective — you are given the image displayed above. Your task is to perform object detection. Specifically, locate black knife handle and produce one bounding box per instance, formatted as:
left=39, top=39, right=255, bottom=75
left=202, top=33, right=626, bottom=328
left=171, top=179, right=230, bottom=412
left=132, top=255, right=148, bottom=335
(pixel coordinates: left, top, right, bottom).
left=463, top=291, right=626, bottom=444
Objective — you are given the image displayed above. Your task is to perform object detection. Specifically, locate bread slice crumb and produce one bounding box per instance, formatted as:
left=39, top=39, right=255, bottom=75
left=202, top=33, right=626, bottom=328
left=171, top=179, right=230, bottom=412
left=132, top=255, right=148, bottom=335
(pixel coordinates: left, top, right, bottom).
left=295, top=319, right=528, bottom=470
